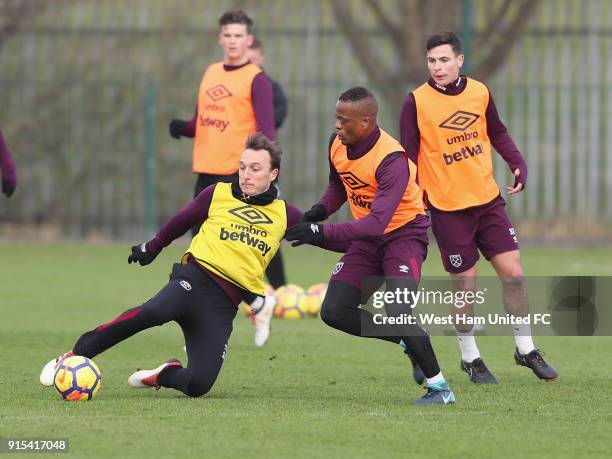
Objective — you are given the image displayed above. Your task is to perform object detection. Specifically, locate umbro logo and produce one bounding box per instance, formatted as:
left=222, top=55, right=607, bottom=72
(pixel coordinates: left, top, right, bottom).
left=206, top=84, right=232, bottom=101
left=398, top=265, right=410, bottom=273
left=228, top=205, right=272, bottom=225
left=439, top=110, right=479, bottom=132
left=180, top=280, right=192, bottom=291
left=332, top=262, right=344, bottom=275
left=509, top=227, right=518, bottom=244
left=338, top=171, right=369, bottom=190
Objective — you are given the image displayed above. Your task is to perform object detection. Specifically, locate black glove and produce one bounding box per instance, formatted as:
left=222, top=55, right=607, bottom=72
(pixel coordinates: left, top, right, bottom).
left=285, top=222, right=324, bottom=247
left=2, top=179, right=15, bottom=198
left=128, top=243, right=157, bottom=266
left=169, top=119, right=187, bottom=139
left=299, top=204, right=327, bottom=223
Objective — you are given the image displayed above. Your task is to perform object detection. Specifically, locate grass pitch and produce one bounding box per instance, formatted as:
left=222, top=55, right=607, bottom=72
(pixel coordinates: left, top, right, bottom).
left=1, top=243, right=611, bottom=458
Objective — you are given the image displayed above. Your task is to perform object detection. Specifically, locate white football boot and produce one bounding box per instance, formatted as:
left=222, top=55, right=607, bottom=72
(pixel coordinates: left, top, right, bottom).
left=40, top=351, right=75, bottom=386
left=127, top=359, right=183, bottom=389
left=253, top=295, right=276, bottom=347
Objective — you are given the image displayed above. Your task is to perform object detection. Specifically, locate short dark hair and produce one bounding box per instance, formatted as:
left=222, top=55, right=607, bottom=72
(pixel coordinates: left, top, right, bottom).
left=219, top=10, right=253, bottom=34
left=338, top=87, right=378, bottom=117
left=250, top=37, right=262, bottom=49
left=338, top=86, right=375, bottom=103
left=426, top=31, right=462, bottom=55
left=244, top=132, right=282, bottom=181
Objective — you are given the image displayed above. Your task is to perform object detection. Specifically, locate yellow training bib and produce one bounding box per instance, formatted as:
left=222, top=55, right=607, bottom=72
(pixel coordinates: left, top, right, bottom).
left=184, top=183, right=287, bottom=295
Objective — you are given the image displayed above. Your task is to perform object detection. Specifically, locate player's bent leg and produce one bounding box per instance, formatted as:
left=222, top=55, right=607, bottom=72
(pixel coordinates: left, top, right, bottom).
left=72, top=272, right=191, bottom=358
left=383, top=277, right=446, bottom=388
left=320, top=280, right=362, bottom=334
left=156, top=270, right=238, bottom=397
left=490, top=250, right=558, bottom=381
left=401, top=347, right=425, bottom=386
left=320, top=281, right=398, bottom=344
left=449, top=267, right=498, bottom=384
left=322, top=280, right=456, bottom=404
left=381, top=238, right=456, bottom=402
left=490, top=250, right=527, bottom=317
left=40, top=263, right=194, bottom=387
left=160, top=325, right=233, bottom=397
left=490, top=250, right=533, bottom=357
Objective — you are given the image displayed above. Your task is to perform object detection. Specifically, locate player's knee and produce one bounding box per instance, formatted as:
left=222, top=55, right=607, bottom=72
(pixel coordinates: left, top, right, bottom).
left=320, top=281, right=361, bottom=329
left=500, top=266, right=524, bottom=286
left=320, top=301, right=342, bottom=329
left=185, top=376, right=215, bottom=398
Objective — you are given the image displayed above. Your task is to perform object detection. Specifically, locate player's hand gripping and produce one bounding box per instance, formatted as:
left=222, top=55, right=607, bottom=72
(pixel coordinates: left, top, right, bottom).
left=128, top=243, right=157, bottom=266
left=299, top=204, right=327, bottom=223
left=285, top=222, right=324, bottom=247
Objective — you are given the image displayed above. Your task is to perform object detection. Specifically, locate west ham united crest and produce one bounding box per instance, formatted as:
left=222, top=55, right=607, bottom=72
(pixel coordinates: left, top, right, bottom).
left=449, top=254, right=463, bottom=268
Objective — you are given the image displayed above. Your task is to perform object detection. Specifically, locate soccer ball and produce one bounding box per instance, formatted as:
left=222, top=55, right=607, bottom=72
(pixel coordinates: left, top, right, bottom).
left=304, top=283, right=328, bottom=316
left=299, top=293, right=321, bottom=317
left=53, top=356, right=101, bottom=401
left=274, top=284, right=306, bottom=319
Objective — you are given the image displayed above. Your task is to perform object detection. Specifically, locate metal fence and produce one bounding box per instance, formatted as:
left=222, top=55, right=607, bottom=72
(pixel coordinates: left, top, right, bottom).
left=0, top=0, right=610, bottom=240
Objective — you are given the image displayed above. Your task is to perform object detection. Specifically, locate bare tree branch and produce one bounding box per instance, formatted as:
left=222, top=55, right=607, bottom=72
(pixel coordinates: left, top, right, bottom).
left=330, top=0, right=389, bottom=85
left=364, top=0, right=404, bottom=50
left=472, top=0, right=540, bottom=79
left=473, top=0, right=513, bottom=52
left=332, top=0, right=539, bottom=111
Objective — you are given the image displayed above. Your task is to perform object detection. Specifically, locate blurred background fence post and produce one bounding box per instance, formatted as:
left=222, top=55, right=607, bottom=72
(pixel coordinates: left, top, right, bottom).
left=144, top=79, right=157, bottom=237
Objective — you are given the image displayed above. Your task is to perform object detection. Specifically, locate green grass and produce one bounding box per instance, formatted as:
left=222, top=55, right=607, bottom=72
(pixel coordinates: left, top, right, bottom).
left=1, top=243, right=611, bottom=458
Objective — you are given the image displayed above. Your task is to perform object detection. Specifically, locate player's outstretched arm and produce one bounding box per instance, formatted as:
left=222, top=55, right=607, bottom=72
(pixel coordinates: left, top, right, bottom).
left=129, top=184, right=215, bottom=267
left=285, top=222, right=324, bottom=247
left=127, top=243, right=157, bottom=266
left=299, top=204, right=327, bottom=223
left=285, top=204, right=348, bottom=253
left=314, top=153, right=407, bottom=243
left=485, top=89, right=527, bottom=194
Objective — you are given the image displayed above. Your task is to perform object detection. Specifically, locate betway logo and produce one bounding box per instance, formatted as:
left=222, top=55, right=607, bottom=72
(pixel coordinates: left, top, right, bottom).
left=219, top=227, right=271, bottom=256
left=349, top=191, right=371, bottom=209
left=443, top=143, right=484, bottom=165
left=199, top=115, right=229, bottom=132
